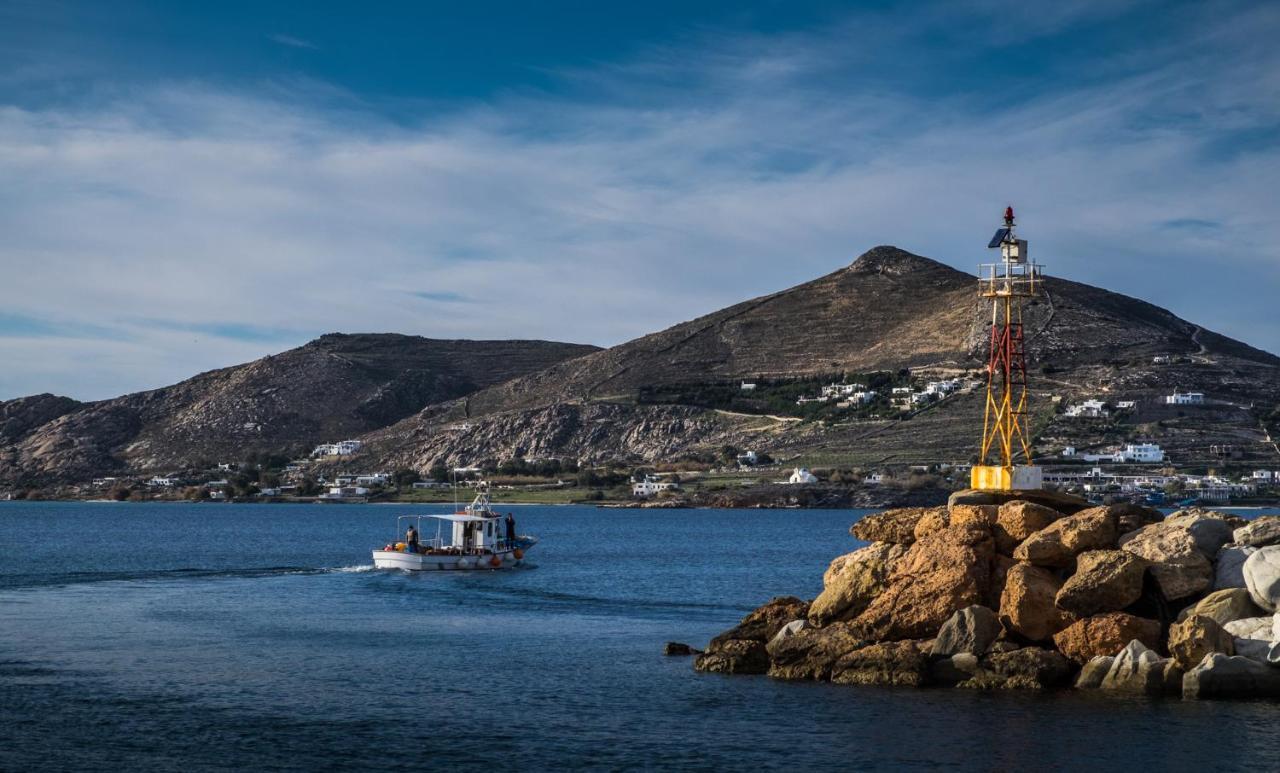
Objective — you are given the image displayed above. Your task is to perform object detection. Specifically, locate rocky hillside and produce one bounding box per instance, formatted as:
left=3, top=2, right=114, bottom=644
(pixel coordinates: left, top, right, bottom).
left=0, top=334, right=598, bottom=485
left=361, top=247, right=1280, bottom=471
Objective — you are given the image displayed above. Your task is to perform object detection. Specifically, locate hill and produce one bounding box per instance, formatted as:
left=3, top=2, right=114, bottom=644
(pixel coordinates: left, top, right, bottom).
left=0, top=334, right=598, bottom=486
left=359, top=247, right=1280, bottom=473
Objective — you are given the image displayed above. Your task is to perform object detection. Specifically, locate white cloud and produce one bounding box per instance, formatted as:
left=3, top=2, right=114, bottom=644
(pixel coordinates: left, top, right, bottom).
left=0, top=2, right=1277, bottom=400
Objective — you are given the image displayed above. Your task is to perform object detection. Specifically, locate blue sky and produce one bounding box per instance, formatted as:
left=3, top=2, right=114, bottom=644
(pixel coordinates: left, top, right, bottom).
left=1, top=0, right=1277, bottom=400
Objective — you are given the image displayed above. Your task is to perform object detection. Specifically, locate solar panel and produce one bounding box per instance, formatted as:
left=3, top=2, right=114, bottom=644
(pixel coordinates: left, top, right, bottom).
left=988, top=228, right=1010, bottom=249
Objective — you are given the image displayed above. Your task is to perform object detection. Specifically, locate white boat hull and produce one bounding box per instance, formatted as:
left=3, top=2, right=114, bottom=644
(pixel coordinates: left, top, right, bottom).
left=372, top=540, right=536, bottom=571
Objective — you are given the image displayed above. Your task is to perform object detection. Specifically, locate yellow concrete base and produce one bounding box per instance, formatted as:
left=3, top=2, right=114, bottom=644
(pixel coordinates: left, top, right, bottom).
left=970, top=464, right=1043, bottom=491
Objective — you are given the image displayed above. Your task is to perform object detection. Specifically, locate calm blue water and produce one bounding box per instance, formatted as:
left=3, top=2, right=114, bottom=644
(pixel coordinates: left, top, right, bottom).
left=3, top=501, right=1280, bottom=772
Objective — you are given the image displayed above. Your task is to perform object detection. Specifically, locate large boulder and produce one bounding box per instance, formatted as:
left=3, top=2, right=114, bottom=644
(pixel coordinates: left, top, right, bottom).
left=1055, top=549, right=1146, bottom=616
left=912, top=508, right=952, bottom=541
left=1214, top=545, right=1258, bottom=590
left=850, top=508, right=939, bottom=545
left=1160, top=510, right=1236, bottom=557
left=807, top=543, right=906, bottom=626
left=1168, top=615, right=1234, bottom=670
left=693, top=639, right=769, bottom=674
left=1093, top=640, right=1183, bottom=695
left=930, top=605, right=1002, bottom=657
left=829, top=640, right=932, bottom=687
left=929, top=653, right=982, bottom=685
left=993, top=500, right=1061, bottom=555
left=1013, top=508, right=1118, bottom=568
left=1052, top=612, right=1161, bottom=664
left=1175, top=588, right=1265, bottom=627
left=1183, top=654, right=1280, bottom=699
left=999, top=562, right=1076, bottom=642
left=708, top=596, right=809, bottom=650
left=957, top=647, right=1073, bottom=690
left=1243, top=546, right=1280, bottom=611
left=1222, top=616, right=1272, bottom=641
left=1118, top=521, right=1213, bottom=600
left=1111, top=503, right=1166, bottom=535
left=949, top=504, right=997, bottom=530
left=1232, top=637, right=1274, bottom=664
left=765, top=619, right=808, bottom=656
left=850, top=524, right=994, bottom=642
left=947, top=487, right=1087, bottom=514
left=766, top=621, right=868, bottom=681
left=1076, top=656, right=1115, bottom=689
left=1234, top=516, right=1280, bottom=548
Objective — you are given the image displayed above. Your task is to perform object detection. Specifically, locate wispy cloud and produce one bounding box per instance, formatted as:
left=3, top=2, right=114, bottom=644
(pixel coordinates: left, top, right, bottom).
left=267, top=33, right=318, bottom=51
left=0, top=0, right=1277, bottom=400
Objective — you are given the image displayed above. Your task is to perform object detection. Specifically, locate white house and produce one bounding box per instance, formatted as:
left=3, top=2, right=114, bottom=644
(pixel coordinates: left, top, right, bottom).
left=355, top=473, right=392, bottom=486
left=849, top=390, right=877, bottom=405
left=632, top=475, right=679, bottom=498
left=892, top=386, right=914, bottom=395
left=1116, top=401, right=1137, bottom=411
left=1152, top=355, right=1172, bottom=364
left=148, top=476, right=179, bottom=488
left=311, top=439, right=363, bottom=457
left=1165, top=391, right=1205, bottom=405
left=737, top=450, right=759, bottom=466
left=864, top=472, right=886, bottom=486
left=788, top=468, right=818, bottom=484
left=740, top=382, right=757, bottom=391
left=92, top=477, right=119, bottom=487
left=1065, top=399, right=1108, bottom=418
left=925, top=379, right=961, bottom=396
left=1122, top=443, right=1165, bottom=463
left=324, top=486, right=370, bottom=499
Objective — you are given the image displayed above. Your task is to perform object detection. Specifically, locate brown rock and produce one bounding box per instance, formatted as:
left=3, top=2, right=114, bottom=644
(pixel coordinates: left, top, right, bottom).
left=994, top=500, right=1061, bottom=555
left=1054, top=549, right=1147, bottom=616
left=851, top=524, right=993, bottom=641
left=949, top=504, right=997, bottom=530
left=1175, top=588, right=1265, bottom=626
left=1110, top=502, right=1166, bottom=534
left=999, top=562, right=1076, bottom=642
left=709, top=596, right=808, bottom=650
left=912, top=508, right=951, bottom=541
left=766, top=622, right=868, bottom=681
left=850, top=507, right=939, bottom=545
left=1051, top=612, right=1162, bottom=664
left=986, top=554, right=1017, bottom=609
left=1013, top=507, right=1119, bottom=568
left=808, top=543, right=907, bottom=626
left=693, top=639, right=769, bottom=674
left=1119, top=521, right=1213, bottom=600
left=830, top=640, right=931, bottom=687
left=1168, top=614, right=1235, bottom=670
left=947, top=487, right=1087, bottom=514
left=958, top=647, right=1073, bottom=690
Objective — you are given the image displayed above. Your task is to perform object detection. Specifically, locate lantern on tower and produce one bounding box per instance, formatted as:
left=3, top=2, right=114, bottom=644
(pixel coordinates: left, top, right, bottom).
left=970, top=207, right=1044, bottom=491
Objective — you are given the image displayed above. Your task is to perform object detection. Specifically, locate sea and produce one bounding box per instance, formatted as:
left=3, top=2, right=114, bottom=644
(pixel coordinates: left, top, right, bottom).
left=3, top=501, right=1280, bottom=772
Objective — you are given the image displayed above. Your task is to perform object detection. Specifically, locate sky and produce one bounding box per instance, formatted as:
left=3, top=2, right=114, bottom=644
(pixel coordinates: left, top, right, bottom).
left=1, top=0, right=1277, bottom=401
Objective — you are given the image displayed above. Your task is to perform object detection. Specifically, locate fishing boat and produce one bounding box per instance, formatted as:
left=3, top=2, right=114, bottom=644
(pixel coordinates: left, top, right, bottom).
left=372, top=484, right=537, bottom=571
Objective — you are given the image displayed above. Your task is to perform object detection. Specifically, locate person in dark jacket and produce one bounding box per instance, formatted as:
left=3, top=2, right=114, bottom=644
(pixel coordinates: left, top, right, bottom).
left=505, top=512, right=516, bottom=545
left=406, top=524, right=419, bottom=553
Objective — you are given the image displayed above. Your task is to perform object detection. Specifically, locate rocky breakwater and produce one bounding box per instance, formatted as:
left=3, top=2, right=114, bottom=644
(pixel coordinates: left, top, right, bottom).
left=692, top=500, right=1280, bottom=700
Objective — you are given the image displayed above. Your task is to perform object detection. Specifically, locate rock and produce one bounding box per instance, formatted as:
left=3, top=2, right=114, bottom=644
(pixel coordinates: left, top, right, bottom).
left=1175, top=588, right=1264, bottom=626
left=993, top=500, right=1061, bottom=555
left=766, top=622, right=868, bottom=681
left=958, top=647, right=1073, bottom=690
left=830, top=640, right=931, bottom=687
left=807, top=543, right=907, bottom=626
left=1054, top=549, right=1146, bottom=616
left=1183, top=654, right=1280, bottom=699
left=1161, top=510, right=1235, bottom=557
left=850, top=524, right=993, bottom=642
left=929, top=653, right=981, bottom=685
left=999, top=562, right=1076, bottom=642
left=949, top=504, right=997, bottom=530
left=1013, top=507, right=1118, bottom=568
left=1233, top=516, right=1280, bottom=548
left=693, top=639, right=769, bottom=674
left=850, top=507, right=938, bottom=545
left=1075, top=656, right=1115, bottom=689
left=1214, top=545, right=1257, bottom=590
left=930, top=605, right=1002, bottom=657
left=1095, top=639, right=1182, bottom=695
left=708, top=596, right=809, bottom=650
left=1243, top=546, right=1280, bottom=611
left=912, top=508, right=951, bottom=541
left=1119, top=521, right=1212, bottom=600
left=663, top=642, right=698, bottom=656
left=1109, top=502, right=1165, bottom=535
left=1168, top=615, right=1234, bottom=670
left=765, top=619, right=808, bottom=656
left=986, top=554, right=1016, bottom=610
left=1233, top=637, right=1273, bottom=664
left=1052, top=612, right=1161, bottom=664
left=1222, top=616, right=1272, bottom=640
left=947, top=488, right=1087, bottom=514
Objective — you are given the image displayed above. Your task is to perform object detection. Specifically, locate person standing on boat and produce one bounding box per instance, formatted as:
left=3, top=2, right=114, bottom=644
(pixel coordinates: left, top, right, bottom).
left=505, top=512, right=516, bottom=546
left=406, top=523, right=419, bottom=553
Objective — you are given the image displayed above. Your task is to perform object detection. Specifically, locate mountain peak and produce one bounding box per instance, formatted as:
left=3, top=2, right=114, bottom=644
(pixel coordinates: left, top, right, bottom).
left=849, top=246, right=958, bottom=276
